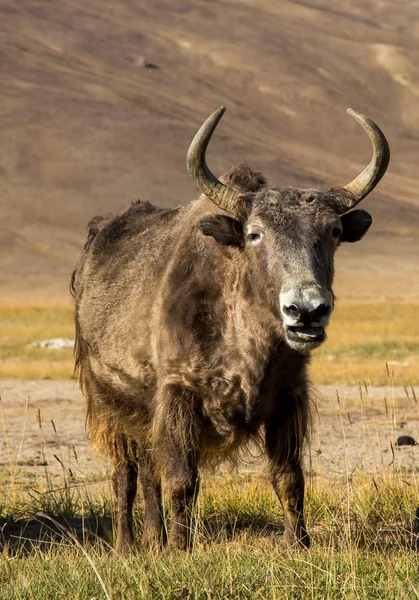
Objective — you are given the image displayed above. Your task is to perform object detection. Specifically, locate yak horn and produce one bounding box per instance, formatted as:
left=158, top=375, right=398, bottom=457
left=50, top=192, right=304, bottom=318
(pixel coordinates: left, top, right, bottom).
left=187, top=106, right=242, bottom=217
left=337, top=109, right=390, bottom=212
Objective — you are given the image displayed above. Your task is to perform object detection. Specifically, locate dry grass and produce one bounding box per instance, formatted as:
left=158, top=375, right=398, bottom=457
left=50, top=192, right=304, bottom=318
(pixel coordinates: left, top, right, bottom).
left=1, top=301, right=419, bottom=385
left=0, top=305, right=74, bottom=379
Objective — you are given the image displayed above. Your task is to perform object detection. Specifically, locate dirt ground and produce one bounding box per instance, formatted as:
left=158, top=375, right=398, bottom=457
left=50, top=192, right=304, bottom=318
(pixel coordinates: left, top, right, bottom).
left=0, top=379, right=418, bottom=490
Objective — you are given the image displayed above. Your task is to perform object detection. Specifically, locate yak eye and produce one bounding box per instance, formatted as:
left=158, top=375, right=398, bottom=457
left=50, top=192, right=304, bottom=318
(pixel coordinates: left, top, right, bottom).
left=332, top=227, right=342, bottom=239
left=247, top=232, right=262, bottom=244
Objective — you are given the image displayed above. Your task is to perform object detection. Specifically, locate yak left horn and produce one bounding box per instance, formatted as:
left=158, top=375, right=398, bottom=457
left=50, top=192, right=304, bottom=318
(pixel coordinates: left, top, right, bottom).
left=331, top=109, right=390, bottom=214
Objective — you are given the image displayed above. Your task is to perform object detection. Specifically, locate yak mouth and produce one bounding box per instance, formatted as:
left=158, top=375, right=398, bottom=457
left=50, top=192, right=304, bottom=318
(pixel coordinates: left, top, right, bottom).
left=285, top=325, right=326, bottom=352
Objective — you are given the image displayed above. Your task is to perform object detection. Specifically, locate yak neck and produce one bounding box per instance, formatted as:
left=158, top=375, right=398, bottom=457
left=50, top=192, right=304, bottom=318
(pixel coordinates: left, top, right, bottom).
left=219, top=249, right=284, bottom=369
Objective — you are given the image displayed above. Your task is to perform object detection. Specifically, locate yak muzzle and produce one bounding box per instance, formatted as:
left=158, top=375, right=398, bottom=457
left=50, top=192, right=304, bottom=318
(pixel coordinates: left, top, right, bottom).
left=280, top=286, right=333, bottom=352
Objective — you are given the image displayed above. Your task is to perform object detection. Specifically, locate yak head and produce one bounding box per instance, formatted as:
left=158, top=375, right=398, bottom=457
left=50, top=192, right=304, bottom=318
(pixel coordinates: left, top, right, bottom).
left=188, top=107, right=390, bottom=353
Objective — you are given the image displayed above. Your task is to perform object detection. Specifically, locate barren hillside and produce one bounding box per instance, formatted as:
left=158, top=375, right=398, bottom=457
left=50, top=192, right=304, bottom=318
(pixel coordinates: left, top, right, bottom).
left=1, top=0, right=419, bottom=302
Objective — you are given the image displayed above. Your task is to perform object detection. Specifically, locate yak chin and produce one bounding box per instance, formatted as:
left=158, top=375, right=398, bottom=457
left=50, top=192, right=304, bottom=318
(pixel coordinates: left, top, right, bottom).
left=284, top=325, right=326, bottom=353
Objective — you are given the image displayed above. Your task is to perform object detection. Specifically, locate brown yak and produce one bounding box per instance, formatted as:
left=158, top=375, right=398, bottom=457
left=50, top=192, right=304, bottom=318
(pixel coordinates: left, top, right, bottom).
left=71, top=107, right=389, bottom=552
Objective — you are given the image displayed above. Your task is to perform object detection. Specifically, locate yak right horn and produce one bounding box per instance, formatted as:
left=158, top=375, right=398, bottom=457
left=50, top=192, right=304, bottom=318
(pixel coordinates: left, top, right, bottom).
left=187, top=106, right=243, bottom=218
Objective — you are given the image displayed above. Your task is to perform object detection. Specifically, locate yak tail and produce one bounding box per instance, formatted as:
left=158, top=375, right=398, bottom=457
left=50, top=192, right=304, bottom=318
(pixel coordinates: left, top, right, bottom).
left=72, top=321, right=113, bottom=459
left=69, top=269, right=77, bottom=298
left=72, top=310, right=87, bottom=397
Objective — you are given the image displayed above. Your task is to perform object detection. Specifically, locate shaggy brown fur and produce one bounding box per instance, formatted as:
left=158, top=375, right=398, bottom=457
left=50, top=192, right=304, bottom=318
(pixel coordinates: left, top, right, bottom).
left=72, top=162, right=372, bottom=552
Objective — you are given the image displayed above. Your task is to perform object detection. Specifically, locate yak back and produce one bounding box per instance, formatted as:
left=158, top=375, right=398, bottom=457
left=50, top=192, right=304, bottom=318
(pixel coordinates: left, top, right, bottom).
left=85, top=162, right=267, bottom=259
left=72, top=164, right=267, bottom=298
left=71, top=163, right=270, bottom=378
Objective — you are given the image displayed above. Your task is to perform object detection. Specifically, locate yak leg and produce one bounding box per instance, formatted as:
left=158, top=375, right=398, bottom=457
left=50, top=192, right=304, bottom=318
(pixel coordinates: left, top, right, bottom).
left=156, top=384, right=201, bottom=551
left=265, top=392, right=311, bottom=549
left=166, top=454, right=199, bottom=551
left=137, top=444, right=166, bottom=549
left=269, top=458, right=309, bottom=548
left=112, top=436, right=139, bottom=554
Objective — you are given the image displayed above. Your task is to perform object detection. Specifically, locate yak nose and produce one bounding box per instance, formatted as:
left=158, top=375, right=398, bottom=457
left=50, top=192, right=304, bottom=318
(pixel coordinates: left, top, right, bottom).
left=280, top=287, right=333, bottom=327
left=282, top=301, right=331, bottom=324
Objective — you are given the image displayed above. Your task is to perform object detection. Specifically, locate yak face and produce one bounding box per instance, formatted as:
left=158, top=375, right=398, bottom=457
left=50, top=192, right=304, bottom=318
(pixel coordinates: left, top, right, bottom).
left=198, top=186, right=372, bottom=353
left=190, top=106, right=388, bottom=353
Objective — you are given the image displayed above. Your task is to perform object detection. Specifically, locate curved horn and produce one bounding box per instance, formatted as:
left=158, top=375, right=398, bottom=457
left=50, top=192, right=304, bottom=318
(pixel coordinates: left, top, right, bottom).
left=335, top=109, right=390, bottom=213
left=187, top=106, right=242, bottom=217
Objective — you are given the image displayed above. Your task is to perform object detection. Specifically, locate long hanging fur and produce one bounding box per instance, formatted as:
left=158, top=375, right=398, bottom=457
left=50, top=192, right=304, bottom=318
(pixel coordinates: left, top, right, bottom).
left=72, top=163, right=315, bottom=469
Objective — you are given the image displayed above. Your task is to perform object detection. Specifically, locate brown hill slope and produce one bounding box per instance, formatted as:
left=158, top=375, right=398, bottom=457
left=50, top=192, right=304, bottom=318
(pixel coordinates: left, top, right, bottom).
left=1, top=0, right=419, bottom=302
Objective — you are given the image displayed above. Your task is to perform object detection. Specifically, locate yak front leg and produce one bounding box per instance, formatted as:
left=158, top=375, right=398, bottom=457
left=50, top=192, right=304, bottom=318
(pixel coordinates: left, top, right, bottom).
left=166, top=458, right=200, bottom=551
left=137, top=444, right=166, bottom=549
left=155, top=383, right=201, bottom=551
left=269, top=458, right=309, bottom=548
left=265, top=391, right=311, bottom=549
left=112, top=436, right=139, bottom=554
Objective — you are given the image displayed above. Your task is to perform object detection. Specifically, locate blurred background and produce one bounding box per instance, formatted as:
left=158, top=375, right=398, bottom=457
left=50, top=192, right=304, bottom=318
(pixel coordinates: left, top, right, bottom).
left=1, top=0, right=419, bottom=383
left=1, top=0, right=419, bottom=303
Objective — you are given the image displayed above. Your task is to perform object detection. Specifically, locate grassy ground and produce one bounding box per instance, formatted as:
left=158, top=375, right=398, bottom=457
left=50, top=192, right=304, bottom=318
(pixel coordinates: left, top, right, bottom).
left=0, top=301, right=418, bottom=385
left=0, top=305, right=74, bottom=379
left=312, top=301, right=419, bottom=386
left=0, top=470, right=418, bottom=599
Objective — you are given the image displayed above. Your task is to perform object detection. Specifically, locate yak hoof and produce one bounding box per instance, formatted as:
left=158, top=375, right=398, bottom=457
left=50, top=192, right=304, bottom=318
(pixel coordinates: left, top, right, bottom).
left=282, top=530, right=311, bottom=550
left=115, top=537, right=139, bottom=555
left=142, top=530, right=166, bottom=552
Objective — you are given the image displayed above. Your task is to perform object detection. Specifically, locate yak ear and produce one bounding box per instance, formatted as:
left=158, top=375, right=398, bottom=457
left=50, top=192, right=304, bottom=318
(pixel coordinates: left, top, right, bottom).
left=340, top=210, right=372, bottom=243
left=198, top=215, right=244, bottom=247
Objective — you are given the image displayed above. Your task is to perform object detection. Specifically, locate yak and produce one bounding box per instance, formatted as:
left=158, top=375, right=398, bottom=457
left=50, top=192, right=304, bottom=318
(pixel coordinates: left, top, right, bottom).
left=71, top=106, right=389, bottom=552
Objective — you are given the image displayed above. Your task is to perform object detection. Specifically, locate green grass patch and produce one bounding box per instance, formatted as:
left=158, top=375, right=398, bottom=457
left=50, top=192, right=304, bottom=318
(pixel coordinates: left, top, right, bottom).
left=1, top=547, right=419, bottom=599
left=0, top=475, right=418, bottom=599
